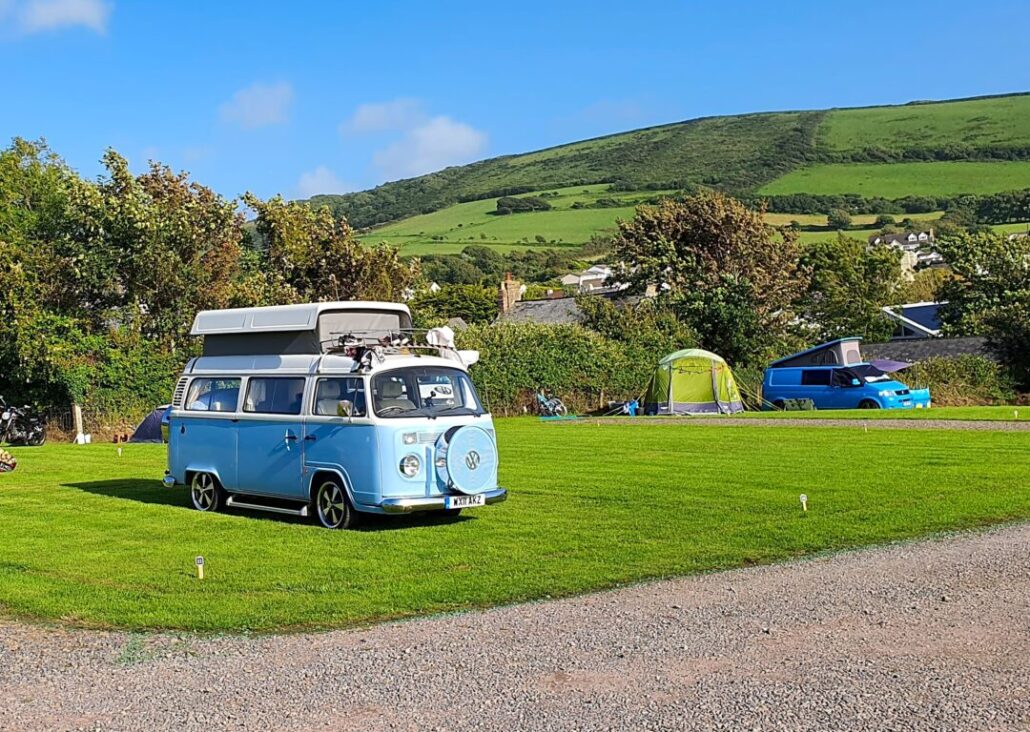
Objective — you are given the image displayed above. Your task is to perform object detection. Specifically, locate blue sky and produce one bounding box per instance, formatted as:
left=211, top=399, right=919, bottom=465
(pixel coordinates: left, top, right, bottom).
left=2, top=0, right=1028, bottom=201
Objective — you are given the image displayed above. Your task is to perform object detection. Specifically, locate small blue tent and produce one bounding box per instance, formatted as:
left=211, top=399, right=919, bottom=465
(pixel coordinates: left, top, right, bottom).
left=129, top=405, right=170, bottom=443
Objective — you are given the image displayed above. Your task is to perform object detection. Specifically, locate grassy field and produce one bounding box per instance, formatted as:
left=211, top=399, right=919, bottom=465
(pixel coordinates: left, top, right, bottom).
left=727, top=406, right=1027, bottom=421
left=818, top=95, right=1030, bottom=152
left=759, top=161, right=1030, bottom=198
left=359, top=184, right=669, bottom=255
left=0, top=419, right=1027, bottom=632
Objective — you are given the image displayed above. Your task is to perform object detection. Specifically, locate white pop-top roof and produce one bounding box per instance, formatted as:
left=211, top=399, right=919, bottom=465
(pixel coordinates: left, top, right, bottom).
left=187, top=352, right=469, bottom=376
left=190, top=301, right=411, bottom=336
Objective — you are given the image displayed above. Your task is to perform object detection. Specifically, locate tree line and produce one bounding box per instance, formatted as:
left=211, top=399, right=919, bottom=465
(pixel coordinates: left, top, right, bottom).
left=0, top=139, right=416, bottom=420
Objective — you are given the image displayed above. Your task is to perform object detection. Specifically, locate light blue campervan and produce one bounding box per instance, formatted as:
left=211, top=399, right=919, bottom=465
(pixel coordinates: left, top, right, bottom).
left=762, top=337, right=931, bottom=411
left=163, top=302, right=506, bottom=529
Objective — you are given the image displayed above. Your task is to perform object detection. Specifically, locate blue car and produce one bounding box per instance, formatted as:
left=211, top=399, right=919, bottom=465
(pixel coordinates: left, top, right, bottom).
left=762, top=338, right=931, bottom=410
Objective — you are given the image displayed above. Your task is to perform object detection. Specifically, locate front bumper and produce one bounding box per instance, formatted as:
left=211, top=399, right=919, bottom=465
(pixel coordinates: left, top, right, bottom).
left=379, top=487, right=507, bottom=514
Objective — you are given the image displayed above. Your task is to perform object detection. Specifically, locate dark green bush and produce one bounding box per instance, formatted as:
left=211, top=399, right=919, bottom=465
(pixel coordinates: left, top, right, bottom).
left=903, top=355, right=1016, bottom=406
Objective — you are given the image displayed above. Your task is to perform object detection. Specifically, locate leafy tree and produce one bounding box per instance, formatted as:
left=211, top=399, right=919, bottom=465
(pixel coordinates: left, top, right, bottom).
left=577, top=296, right=697, bottom=354
left=827, top=208, right=852, bottom=230
left=798, top=235, right=901, bottom=342
left=409, top=285, right=498, bottom=325
left=612, top=191, right=808, bottom=365
left=874, top=214, right=896, bottom=228
left=244, top=194, right=419, bottom=303
left=898, top=267, right=952, bottom=303
left=937, top=230, right=1030, bottom=387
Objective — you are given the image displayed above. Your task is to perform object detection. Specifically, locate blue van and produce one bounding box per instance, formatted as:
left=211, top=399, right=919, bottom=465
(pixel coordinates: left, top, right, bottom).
left=163, top=302, right=507, bottom=529
left=762, top=338, right=931, bottom=410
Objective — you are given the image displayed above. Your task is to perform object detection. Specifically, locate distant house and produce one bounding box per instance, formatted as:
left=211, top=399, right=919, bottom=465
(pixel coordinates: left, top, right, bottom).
left=868, top=230, right=944, bottom=277
left=558, top=264, right=617, bottom=293
left=867, top=231, right=935, bottom=250
left=881, top=301, right=944, bottom=340
left=1008, top=230, right=1029, bottom=241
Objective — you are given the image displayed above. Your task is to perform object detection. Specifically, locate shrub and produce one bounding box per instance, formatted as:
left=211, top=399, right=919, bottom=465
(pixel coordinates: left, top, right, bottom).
left=456, top=323, right=659, bottom=414
left=903, top=355, right=1016, bottom=406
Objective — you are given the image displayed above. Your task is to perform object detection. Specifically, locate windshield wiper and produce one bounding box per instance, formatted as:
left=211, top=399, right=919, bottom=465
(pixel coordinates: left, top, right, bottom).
left=428, top=406, right=480, bottom=417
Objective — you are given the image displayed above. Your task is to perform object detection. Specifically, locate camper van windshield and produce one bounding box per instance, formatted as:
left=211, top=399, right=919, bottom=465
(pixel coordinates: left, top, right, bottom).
left=371, top=367, right=484, bottom=418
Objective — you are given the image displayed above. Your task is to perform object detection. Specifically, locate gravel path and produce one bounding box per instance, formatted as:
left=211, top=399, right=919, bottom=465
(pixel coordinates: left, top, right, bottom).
left=1, top=525, right=1028, bottom=731
left=583, top=416, right=1030, bottom=431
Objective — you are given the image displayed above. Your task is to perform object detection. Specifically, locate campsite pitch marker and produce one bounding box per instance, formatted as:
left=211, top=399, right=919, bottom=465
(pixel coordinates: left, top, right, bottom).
left=799, top=494, right=808, bottom=512
left=195, top=555, right=205, bottom=580
left=117, top=447, right=122, bottom=457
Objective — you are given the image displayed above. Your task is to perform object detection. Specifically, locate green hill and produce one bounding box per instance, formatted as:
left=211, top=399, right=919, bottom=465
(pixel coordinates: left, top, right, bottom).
left=315, top=93, right=1030, bottom=252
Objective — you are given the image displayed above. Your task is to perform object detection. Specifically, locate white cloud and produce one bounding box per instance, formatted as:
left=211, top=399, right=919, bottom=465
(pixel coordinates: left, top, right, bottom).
left=218, top=81, right=293, bottom=130
left=372, top=116, right=487, bottom=180
left=296, top=165, right=353, bottom=198
left=341, top=97, right=425, bottom=135
left=14, top=0, right=111, bottom=34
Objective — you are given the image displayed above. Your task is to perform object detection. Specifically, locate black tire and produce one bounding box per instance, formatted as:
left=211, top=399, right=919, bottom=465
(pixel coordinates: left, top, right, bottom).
left=859, top=400, right=880, bottom=410
left=27, top=429, right=45, bottom=447
left=190, top=472, right=225, bottom=512
left=553, top=402, right=568, bottom=417
left=314, top=479, right=358, bottom=529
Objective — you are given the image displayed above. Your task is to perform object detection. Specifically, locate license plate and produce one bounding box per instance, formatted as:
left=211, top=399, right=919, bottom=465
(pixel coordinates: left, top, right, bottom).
left=444, top=494, right=485, bottom=509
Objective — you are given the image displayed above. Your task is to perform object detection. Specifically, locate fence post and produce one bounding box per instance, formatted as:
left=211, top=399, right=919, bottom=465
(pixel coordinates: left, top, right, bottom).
left=72, top=403, right=85, bottom=445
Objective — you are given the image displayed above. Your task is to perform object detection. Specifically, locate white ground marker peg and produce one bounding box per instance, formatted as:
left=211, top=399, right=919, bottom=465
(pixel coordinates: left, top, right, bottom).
left=117, top=446, right=122, bottom=457
left=195, top=555, right=205, bottom=580
left=799, top=494, right=808, bottom=512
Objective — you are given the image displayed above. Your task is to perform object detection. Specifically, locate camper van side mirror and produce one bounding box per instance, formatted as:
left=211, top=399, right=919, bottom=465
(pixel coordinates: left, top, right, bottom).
left=336, top=400, right=354, bottom=418
left=851, top=378, right=861, bottom=387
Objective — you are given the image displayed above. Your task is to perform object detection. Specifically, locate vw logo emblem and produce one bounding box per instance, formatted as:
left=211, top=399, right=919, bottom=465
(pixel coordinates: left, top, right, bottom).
left=464, top=450, right=481, bottom=470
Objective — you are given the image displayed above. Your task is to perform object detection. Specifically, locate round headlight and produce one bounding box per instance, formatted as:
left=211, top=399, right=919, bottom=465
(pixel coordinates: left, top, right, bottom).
left=400, top=454, right=421, bottom=477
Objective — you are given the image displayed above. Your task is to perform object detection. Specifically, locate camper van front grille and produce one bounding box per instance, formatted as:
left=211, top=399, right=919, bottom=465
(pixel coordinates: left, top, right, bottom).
left=172, top=376, right=190, bottom=409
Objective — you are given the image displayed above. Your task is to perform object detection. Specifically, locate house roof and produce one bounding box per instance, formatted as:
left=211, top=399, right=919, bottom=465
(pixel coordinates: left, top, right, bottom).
left=867, top=231, right=933, bottom=246
left=497, top=297, right=587, bottom=324
left=497, top=291, right=642, bottom=325
left=881, top=301, right=944, bottom=337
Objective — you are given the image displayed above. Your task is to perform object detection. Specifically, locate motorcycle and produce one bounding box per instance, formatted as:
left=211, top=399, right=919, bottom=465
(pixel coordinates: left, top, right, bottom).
left=0, top=397, right=46, bottom=446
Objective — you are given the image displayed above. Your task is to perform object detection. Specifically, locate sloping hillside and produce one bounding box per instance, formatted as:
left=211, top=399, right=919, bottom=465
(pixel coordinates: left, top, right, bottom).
left=312, top=93, right=1030, bottom=233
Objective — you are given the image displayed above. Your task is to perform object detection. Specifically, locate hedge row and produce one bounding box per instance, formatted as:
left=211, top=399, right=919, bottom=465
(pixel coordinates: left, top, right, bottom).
left=457, top=323, right=656, bottom=415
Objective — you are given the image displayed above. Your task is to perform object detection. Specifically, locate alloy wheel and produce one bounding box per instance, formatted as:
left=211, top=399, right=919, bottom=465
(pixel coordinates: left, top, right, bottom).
left=191, top=472, right=219, bottom=511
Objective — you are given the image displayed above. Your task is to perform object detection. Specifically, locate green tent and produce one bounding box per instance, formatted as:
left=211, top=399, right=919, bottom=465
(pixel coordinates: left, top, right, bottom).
left=643, top=349, right=744, bottom=415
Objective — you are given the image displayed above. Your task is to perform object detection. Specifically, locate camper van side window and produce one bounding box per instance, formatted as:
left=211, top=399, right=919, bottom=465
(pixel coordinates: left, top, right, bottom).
left=800, top=370, right=832, bottom=386
left=313, top=378, right=367, bottom=417
left=244, top=377, right=306, bottom=415
left=186, top=378, right=241, bottom=412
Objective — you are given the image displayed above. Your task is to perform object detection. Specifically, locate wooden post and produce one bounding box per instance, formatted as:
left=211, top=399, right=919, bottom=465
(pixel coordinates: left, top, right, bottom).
left=72, top=403, right=85, bottom=445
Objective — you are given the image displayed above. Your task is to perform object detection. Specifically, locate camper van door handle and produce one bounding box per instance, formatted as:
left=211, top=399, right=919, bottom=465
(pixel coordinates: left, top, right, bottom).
left=284, top=431, right=298, bottom=442
left=304, top=434, right=317, bottom=442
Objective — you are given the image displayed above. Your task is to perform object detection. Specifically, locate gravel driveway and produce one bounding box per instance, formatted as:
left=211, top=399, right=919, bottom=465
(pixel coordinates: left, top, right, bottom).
left=1, top=525, right=1028, bottom=731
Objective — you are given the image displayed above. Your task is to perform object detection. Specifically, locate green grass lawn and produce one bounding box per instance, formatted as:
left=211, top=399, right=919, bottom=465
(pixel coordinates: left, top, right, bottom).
left=724, top=406, right=1027, bottom=421
left=759, top=161, right=1030, bottom=198
left=1, top=420, right=1027, bottom=633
